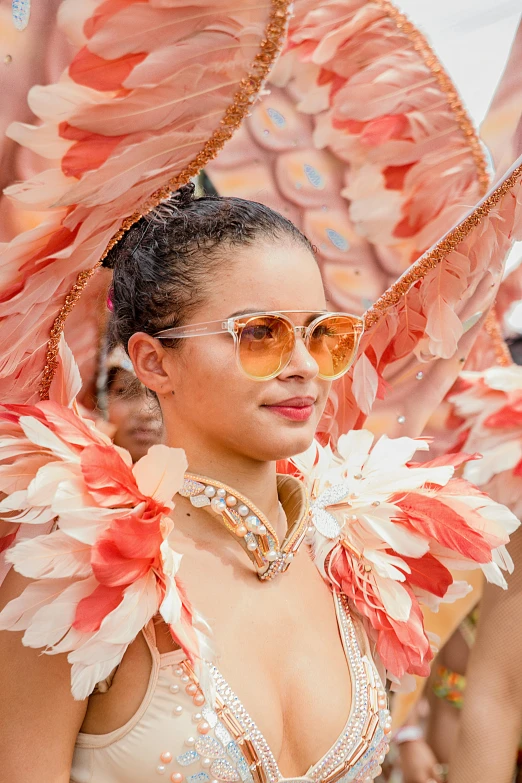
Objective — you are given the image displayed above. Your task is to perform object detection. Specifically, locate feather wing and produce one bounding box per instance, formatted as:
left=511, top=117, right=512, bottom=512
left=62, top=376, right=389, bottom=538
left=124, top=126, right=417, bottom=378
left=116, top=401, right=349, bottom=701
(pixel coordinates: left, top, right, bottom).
left=0, top=0, right=291, bottom=404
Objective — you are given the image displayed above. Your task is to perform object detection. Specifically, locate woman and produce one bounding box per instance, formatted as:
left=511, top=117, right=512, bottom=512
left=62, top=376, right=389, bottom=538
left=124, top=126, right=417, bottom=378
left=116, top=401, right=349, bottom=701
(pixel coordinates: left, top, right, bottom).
left=100, top=345, right=164, bottom=463
left=0, top=187, right=388, bottom=782
left=0, top=187, right=515, bottom=783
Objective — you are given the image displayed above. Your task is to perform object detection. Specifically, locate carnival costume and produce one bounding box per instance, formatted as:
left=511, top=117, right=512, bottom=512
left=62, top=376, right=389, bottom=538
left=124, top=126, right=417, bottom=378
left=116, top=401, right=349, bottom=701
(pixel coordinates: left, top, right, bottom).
left=0, top=3, right=522, bottom=783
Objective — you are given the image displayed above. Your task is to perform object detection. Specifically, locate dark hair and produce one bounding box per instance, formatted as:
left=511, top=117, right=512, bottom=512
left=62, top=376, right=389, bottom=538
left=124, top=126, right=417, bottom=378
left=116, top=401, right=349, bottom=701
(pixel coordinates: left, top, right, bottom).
left=104, top=183, right=314, bottom=352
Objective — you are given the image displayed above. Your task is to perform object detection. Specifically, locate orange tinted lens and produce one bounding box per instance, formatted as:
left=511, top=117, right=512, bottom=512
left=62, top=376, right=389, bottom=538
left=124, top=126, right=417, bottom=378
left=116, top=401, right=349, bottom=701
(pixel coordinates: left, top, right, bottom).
left=238, top=316, right=294, bottom=379
left=308, top=316, right=360, bottom=378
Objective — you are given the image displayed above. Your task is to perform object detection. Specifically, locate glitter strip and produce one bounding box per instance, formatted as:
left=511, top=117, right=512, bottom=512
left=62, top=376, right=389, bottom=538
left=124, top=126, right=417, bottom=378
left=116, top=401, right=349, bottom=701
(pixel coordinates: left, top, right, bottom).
left=39, top=264, right=102, bottom=398
left=364, top=163, right=522, bottom=331
left=375, top=0, right=489, bottom=195
left=39, top=0, right=292, bottom=399
left=483, top=308, right=513, bottom=367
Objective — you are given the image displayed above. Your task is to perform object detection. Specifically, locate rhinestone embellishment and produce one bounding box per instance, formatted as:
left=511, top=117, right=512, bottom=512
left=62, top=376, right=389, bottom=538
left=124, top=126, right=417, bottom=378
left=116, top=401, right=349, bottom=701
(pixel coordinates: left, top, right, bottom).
left=209, top=758, right=241, bottom=782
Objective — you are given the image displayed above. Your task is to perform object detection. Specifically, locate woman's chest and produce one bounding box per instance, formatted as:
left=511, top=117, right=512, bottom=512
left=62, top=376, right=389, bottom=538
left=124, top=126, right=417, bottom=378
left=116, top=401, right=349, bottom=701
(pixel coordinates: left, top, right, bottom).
left=73, top=552, right=390, bottom=783
left=73, top=592, right=389, bottom=783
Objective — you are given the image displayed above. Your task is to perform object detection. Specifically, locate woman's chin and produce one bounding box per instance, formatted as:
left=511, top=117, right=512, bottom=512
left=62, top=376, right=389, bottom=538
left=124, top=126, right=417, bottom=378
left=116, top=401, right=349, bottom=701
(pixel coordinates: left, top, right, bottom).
left=254, top=427, right=317, bottom=463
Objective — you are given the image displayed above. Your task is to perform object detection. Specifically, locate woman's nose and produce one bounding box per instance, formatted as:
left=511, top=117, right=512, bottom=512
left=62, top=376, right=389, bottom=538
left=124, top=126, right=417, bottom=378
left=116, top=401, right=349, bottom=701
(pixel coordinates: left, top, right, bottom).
left=280, top=333, right=319, bottom=380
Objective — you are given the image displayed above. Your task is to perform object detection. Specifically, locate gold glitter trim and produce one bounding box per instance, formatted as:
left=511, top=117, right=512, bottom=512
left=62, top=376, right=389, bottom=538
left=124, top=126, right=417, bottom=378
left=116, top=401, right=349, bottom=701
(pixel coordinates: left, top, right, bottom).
left=39, top=0, right=291, bottom=399
left=364, top=163, right=522, bottom=330
left=483, top=308, right=513, bottom=367
left=39, top=263, right=102, bottom=398
left=376, top=0, right=489, bottom=195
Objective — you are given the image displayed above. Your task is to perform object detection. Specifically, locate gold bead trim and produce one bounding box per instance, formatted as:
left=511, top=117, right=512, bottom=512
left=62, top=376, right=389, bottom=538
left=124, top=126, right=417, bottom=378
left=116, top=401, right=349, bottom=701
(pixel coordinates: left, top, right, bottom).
left=364, top=163, right=522, bottom=330
left=376, top=0, right=489, bottom=195
left=378, top=1, right=516, bottom=365
left=39, top=0, right=291, bottom=400
left=483, top=308, right=513, bottom=367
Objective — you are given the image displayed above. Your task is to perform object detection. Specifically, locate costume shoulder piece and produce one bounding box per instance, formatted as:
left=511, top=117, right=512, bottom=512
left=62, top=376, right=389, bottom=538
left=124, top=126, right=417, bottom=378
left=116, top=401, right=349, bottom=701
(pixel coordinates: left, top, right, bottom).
left=292, top=432, right=519, bottom=686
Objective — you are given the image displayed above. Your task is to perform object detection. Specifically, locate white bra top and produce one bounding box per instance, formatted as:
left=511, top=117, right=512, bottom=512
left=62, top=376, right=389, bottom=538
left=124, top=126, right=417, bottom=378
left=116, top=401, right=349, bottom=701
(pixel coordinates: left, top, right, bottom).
left=71, top=593, right=390, bottom=783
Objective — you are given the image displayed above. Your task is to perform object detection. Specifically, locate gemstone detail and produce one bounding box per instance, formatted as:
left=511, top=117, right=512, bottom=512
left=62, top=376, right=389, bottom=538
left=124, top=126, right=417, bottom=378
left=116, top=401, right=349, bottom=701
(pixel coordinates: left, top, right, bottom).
left=190, top=495, right=211, bottom=508
left=209, top=759, right=240, bottom=782
left=194, top=737, right=225, bottom=759
left=187, top=774, right=210, bottom=783
left=180, top=480, right=206, bottom=497
left=176, top=751, right=200, bottom=767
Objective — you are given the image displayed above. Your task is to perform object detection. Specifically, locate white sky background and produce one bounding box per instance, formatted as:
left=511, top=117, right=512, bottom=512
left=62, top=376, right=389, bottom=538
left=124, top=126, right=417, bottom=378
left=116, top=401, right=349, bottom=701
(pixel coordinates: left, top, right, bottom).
left=397, top=0, right=522, bottom=332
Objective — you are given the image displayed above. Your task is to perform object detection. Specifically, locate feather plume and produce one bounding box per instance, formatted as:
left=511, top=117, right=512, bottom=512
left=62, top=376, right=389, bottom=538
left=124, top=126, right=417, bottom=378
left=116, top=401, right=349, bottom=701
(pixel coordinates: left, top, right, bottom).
left=293, top=432, right=520, bottom=681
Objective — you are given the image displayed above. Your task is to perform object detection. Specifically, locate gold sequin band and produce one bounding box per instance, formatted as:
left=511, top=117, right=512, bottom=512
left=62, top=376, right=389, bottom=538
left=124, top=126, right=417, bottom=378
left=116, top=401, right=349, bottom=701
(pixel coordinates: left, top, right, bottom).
left=39, top=0, right=291, bottom=400
left=376, top=0, right=489, bottom=195
left=484, top=308, right=513, bottom=367
left=364, top=163, right=522, bottom=331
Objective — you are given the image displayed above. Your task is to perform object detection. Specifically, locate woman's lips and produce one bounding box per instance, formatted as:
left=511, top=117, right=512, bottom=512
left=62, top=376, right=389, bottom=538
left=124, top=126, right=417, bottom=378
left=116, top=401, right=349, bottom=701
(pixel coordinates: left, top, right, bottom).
left=128, top=427, right=162, bottom=444
left=263, top=398, right=315, bottom=422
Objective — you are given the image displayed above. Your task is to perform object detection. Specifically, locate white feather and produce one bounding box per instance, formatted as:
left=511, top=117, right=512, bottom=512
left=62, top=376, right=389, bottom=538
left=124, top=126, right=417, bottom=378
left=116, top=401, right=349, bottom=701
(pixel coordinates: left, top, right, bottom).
left=6, top=530, right=92, bottom=580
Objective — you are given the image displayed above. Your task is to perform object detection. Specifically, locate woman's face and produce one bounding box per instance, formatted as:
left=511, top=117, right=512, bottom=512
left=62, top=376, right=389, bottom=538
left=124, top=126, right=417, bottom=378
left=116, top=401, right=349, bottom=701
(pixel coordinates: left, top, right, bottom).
left=134, top=238, right=332, bottom=464
left=107, top=369, right=164, bottom=462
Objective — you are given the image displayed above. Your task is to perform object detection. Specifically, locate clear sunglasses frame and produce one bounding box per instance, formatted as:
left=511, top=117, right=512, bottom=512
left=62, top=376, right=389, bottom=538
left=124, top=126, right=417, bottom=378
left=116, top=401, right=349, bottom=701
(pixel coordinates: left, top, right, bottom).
left=154, top=310, right=364, bottom=381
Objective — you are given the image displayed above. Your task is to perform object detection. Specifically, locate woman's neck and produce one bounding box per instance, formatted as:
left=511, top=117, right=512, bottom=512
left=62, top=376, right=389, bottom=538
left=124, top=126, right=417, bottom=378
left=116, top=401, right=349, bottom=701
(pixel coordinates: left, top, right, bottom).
left=168, top=436, right=284, bottom=539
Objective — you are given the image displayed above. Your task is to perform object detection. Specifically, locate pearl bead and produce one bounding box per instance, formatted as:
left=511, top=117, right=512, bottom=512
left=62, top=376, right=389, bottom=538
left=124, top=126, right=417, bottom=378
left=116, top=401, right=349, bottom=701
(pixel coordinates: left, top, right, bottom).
left=397, top=415, right=406, bottom=424
left=173, top=705, right=183, bottom=716
left=185, top=737, right=196, bottom=747
left=384, top=723, right=392, bottom=735
left=157, top=765, right=166, bottom=775
left=258, top=524, right=267, bottom=535
left=285, top=553, right=294, bottom=562
left=192, top=712, right=202, bottom=723
left=180, top=674, right=189, bottom=684
left=247, top=540, right=258, bottom=551
left=160, top=752, right=173, bottom=764
left=193, top=692, right=205, bottom=706
left=197, top=721, right=210, bottom=735
left=226, top=495, right=237, bottom=507
left=238, top=504, right=249, bottom=517
left=201, top=758, right=212, bottom=769
left=416, top=371, right=424, bottom=380
left=235, top=524, right=247, bottom=537
left=266, top=550, right=279, bottom=562
left=171, top=774, right=184, bottom=783
left=174, top=667, right=183, bottom=677
left=185, top=683, right=197, bottom=696
left=169, top=684, right=180, bottom=694
left=217, top=488, right=226, bottom=498
left=378, top=752, right=385, bottom=764
left=204, top=486, right=216, bottom=498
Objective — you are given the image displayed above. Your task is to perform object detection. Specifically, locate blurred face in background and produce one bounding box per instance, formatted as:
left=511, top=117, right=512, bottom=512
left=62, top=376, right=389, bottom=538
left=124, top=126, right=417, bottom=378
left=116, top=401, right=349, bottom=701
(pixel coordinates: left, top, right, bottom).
left=107, top=367, right=164, bottom=462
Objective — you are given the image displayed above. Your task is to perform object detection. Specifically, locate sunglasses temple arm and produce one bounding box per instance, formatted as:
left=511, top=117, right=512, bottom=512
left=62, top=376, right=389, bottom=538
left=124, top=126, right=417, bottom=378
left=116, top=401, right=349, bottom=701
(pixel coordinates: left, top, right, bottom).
left=155, top=322, right=229, bottom=339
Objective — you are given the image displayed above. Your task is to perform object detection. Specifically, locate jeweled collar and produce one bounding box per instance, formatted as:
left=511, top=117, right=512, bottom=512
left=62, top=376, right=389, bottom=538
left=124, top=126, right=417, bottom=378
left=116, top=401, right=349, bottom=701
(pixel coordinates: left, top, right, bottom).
left=180, top=473, right=310, bottom=581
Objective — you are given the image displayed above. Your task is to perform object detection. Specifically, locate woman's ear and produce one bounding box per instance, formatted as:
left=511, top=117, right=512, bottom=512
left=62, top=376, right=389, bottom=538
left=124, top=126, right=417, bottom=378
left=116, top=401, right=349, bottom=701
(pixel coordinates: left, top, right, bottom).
left=127, top=332, right=175, bottom=394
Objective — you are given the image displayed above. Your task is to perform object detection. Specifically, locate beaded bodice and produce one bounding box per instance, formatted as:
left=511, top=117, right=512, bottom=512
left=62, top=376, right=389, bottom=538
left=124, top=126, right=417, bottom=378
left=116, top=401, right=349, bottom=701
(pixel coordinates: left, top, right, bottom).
left=71, top=594, right=390, bottom=783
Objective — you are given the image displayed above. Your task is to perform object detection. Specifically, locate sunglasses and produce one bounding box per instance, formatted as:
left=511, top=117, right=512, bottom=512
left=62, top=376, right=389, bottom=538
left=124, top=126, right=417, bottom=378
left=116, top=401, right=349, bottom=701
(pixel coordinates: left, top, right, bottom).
left=154, top=310, right=364, bottom=381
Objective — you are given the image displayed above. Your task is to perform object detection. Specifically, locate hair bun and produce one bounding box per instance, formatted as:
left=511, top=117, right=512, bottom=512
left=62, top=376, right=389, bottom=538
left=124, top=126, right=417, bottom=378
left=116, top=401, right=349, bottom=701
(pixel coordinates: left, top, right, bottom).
left=173, top=182, right=196, bottom=208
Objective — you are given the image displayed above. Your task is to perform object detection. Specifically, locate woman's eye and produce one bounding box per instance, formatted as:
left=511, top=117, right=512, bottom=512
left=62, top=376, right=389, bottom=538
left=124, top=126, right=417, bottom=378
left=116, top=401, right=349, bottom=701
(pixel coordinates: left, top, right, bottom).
left=244, top=325, right=273, bottom=341
left=312, top=325, right=334, bottom=339
left=109, top=384, right=127, bottom=397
